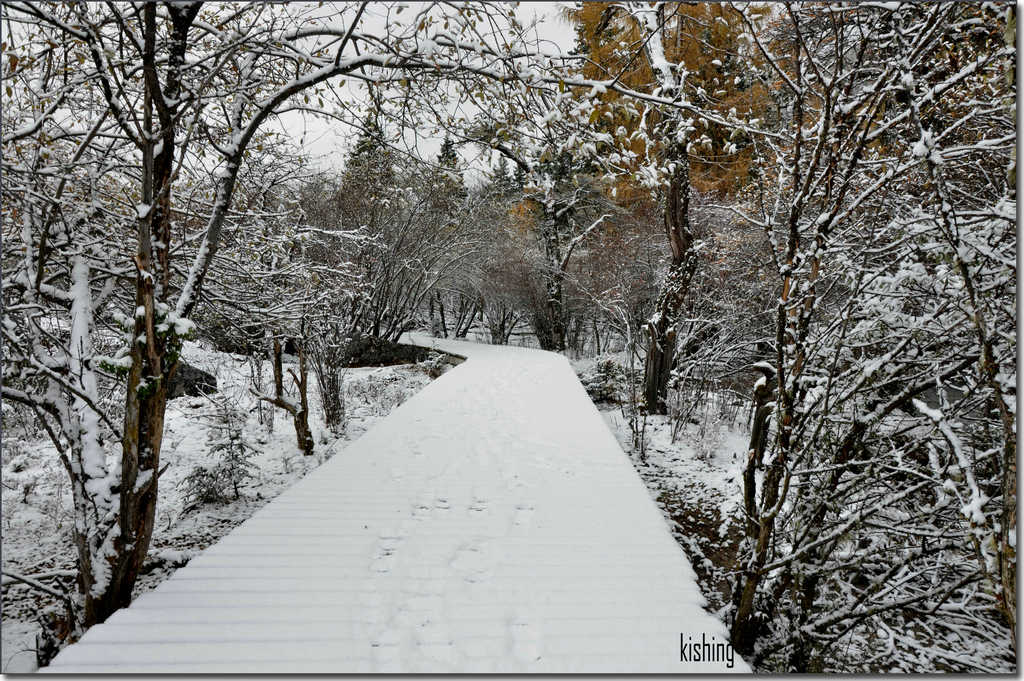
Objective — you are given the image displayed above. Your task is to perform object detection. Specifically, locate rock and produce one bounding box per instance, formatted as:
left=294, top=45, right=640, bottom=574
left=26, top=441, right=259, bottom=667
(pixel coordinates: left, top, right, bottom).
left=168, top=361, right=217, bottom=398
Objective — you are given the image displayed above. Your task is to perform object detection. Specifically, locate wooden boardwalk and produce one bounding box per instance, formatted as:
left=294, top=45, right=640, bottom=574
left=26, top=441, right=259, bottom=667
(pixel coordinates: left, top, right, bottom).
left=45, top=336, right=746, bottom=673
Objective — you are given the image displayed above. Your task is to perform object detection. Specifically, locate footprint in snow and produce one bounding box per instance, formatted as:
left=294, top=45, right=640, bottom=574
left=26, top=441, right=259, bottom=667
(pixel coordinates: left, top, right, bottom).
left=468, top=490, right=488, bottom=513
left=414, top=618, right=457, bottom=666
left=412, top=495, right=434, bottom=521
left=357, top=586, right=389, bottom=626
left=450, top=541, right=497, bottom=583
left=509, top=612, right=542, bottom=663
left=370, top=526, right=404, bottom=573
left=387, top=464, right=407, bottom=482
left=370, top=628, right=403, bottom=672
left=370, top=549, right=396, bottom=574
left=511, top=503, right=535, bottom=528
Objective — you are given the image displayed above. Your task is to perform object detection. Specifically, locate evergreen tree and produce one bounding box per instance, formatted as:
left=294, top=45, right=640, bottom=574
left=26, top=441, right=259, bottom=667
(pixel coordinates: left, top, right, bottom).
left=438, top=136, right=459, bottom=170
left=343, top=106, right=394, bottom=202
left=434, top=137, right=466, bottom=207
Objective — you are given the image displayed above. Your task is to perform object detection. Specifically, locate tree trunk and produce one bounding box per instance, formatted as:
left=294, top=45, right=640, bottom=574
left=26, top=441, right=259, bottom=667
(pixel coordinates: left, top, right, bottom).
left=263, top=331, right=275, bottom=432
left=533, top=200, right=570, bottom=353
left=488, top=307, right=516, bottom=345
left=532, top=296, right=565, bottom=352
left=1000, top=433, right=1017, bottom=648
left=78, top=3, right=199, bottom=628
left=643, top=150, right=696, bottom=414
left=455, top=299, right=479, bottom=338
left=267, top=339, right=315, bottom=456
left=293, top=344, right=315, bottom=456
left=536, top=272, right=567, bottom=352
left=998, top=10, right=1016, bottom=645
left=428, top=295, right=439, bottom=336
left=488, top=316, right=504, bottom=345
left=643, top=314, right=675, bottom=415
left=730, top=367, right=777, bottom=658
left=311, top=338, right=345, bottom=436
left=567, top=315, right=584, bottom=356
left=532, top=314, right=555, bottom=350
left=436, top=292, right=449, bottom=338
left=730, top=446, right=787, bottom=656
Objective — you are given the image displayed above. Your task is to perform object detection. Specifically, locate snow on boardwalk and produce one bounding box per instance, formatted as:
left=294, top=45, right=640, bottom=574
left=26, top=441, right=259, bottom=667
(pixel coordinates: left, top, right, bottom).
left=46, top=336, right=748, bottom=673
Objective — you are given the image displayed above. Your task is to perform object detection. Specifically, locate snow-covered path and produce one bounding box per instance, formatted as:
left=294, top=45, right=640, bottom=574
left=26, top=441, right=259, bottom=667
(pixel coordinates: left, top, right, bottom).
left=46, top=336, right=747, bottom=673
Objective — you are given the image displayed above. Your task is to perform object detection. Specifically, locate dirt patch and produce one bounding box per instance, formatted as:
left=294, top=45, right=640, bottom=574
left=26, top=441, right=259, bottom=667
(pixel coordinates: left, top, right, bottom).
left=646, top=475, right=744, bottom=615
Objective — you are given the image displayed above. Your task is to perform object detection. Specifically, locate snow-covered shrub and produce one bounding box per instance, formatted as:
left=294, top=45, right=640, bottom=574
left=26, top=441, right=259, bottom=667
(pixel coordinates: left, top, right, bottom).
left=578, top=358, right=627, bottom=404
left=417, top=351, right=450, bottom=379
left=179, top=400, right=258, bottom=508
left=309, top=334, right=354, bottom=437
left=1, top=401, right=47, bottom=453
left=348, top=372, right=410, bottom=416
left=313, top=358, right=348, bottom=436
left=178, top=466, right=230, bottom=508
left=693, top=411, right=724, bottom=462
left=280, top=453, right=299, bottom=476
left=3, top=437, right=30, bottom=471
left=38, top=467, right=69, bottom=531
left=1, top=459, right=40, bottom=527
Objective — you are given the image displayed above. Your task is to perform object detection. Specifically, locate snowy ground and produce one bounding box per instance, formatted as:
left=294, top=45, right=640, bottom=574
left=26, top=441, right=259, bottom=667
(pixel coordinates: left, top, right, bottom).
left=41, top=335, right=748, bottom=673
left=1, top=341, right=436, bottom=673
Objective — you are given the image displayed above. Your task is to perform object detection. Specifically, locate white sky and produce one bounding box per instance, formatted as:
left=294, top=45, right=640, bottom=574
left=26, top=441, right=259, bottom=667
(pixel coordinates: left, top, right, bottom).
left=273, top=2, right=576, bottom=183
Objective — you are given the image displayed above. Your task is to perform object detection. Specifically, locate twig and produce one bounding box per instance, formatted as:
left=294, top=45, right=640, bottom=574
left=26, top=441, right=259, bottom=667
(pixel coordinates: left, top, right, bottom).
left=1, top=571, right=72, bottom=599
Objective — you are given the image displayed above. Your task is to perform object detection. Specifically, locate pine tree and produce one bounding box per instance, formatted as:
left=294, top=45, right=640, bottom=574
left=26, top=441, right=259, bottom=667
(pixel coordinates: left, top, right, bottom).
left=343, top=102, right=395, bottom=205
left=180, top=399, right=259, bottom=508
left=490, top=157, right=516, bottom=197
left=434, top=137, right=466, bottom=207
left=206, top=400, right=258, bottom=499
left=438, top=136, right=459, bottom=170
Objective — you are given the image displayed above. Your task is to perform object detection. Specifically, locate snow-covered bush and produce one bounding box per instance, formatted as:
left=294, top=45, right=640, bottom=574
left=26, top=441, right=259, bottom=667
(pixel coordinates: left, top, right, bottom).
left=693, top=412, right=724, bottom=462
left=417, top=352, right=451, bottom=379
left=179, top=400, right=258, bottom=508
left=578, top=358, right=628, bottom=404
left=178, top=467, right=230, bottom=509
left=1, top=403, right=43, bottom=450
left=311, top=343, right=348, bottom=436
left=3, top=437, right=30, bottom=471
left=348, top=372, right=411, bottom=416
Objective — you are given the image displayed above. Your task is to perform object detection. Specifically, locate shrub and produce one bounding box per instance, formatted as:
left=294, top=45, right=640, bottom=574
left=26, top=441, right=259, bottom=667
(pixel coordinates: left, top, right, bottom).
left=417, top=351, right=450, bottom=379
left=179, top=399, right=258, bottom=510
left=578, top=358, right=627, bottom=404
